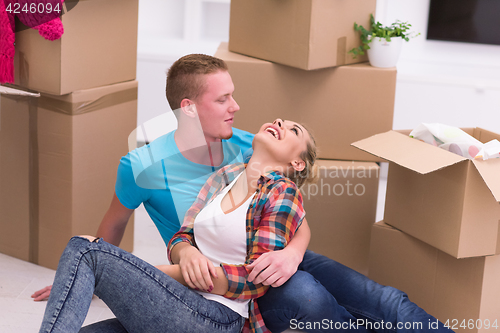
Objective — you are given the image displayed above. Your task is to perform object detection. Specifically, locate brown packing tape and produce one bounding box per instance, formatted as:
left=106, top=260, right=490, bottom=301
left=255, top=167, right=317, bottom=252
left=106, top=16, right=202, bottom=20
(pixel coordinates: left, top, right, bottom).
left=29, top=98, right=39, bottom=264
left=336, top=36, right=347, bottom=66
left=38, top=87, right=138, bottom=115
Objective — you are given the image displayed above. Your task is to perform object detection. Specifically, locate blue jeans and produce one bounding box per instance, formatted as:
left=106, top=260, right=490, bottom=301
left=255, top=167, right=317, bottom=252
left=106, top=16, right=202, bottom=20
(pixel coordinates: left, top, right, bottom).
left=258, top=250, right=453, bottom=332
left=75, top=248, right=454, bottom=333
left=38, top=237, right=245, bottom=333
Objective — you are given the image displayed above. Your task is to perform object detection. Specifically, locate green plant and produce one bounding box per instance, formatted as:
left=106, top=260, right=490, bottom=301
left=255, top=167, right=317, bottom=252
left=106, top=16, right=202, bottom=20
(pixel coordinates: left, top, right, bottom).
left=349, top=14, right=420, bottom=58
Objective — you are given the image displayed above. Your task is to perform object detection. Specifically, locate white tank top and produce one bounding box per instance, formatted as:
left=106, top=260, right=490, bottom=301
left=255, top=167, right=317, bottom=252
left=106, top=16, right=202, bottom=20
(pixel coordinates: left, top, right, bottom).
left=193, top=172, right=255, bottom=318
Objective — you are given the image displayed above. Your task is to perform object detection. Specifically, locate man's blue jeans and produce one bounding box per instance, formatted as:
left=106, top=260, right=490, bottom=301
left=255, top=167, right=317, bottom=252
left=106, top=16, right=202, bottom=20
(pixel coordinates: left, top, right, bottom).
left=257, top=250, right=453, bottom=332
left=38, top=237, right=245, bottom=333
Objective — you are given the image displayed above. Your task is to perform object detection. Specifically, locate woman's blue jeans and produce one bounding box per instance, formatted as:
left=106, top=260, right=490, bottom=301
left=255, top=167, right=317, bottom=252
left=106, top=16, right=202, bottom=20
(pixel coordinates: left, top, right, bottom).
left=38, top=237, right=245, bottom=333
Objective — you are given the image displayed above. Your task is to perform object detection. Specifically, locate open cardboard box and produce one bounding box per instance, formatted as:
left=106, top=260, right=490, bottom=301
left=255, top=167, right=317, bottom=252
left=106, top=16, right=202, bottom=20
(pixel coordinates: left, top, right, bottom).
left=353, top=129, right=500, bottom=258
left=216, top=43, right=396, bottom=162
left=369, top=221, right=500, bottom=333
left=229, top=0, right=375, bottom=70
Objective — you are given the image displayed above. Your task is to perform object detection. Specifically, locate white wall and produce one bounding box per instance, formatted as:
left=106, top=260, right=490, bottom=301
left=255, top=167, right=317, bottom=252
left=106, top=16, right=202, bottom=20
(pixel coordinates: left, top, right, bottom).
left=136, top=0, right=500, bottom=143
left=135, top=0, right=231, bottom=142
left=377, top=0, right=500, bottom=132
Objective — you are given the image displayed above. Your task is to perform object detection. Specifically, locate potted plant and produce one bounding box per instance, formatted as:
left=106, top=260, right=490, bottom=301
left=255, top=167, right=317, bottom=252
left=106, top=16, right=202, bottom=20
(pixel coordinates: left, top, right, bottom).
left=349, top=14, right=419, bottom=68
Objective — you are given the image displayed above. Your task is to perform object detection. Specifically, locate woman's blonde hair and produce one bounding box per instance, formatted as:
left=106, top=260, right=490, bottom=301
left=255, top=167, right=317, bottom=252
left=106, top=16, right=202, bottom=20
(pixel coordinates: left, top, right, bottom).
left=287, top=125, right=318, bottom=189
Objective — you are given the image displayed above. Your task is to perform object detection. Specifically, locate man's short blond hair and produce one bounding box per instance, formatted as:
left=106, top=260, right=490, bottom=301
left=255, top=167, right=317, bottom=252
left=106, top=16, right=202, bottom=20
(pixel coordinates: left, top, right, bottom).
left=166, top=54, right=228, bottom=110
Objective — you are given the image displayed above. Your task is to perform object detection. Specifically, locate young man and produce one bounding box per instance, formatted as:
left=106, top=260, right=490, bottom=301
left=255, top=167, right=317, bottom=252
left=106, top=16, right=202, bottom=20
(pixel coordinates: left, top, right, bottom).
left=34, top=54, right=453, bottom=333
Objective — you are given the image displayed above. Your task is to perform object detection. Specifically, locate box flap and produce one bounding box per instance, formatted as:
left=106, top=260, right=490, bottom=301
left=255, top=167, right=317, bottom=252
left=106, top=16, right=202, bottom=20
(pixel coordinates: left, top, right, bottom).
left=472, top=158, right=500, bottom=203
left=473, top=127, right=500, bottom=143
left=352, top=130, right=467, bottom=174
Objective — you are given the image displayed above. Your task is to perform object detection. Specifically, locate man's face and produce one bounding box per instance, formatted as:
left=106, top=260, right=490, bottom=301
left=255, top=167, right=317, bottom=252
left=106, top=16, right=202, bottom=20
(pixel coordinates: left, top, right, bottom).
left=192, top=70, right=239, bottom=142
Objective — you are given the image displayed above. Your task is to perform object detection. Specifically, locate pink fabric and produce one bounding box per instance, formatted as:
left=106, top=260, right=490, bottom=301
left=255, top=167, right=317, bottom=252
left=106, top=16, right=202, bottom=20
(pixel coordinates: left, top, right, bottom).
left=0, top=0, right=65, bottom=83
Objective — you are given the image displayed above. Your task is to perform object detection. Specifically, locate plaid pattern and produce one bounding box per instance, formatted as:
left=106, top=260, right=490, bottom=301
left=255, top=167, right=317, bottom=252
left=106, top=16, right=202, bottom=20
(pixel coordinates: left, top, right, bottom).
left=168, top=163, right=305, bottom=333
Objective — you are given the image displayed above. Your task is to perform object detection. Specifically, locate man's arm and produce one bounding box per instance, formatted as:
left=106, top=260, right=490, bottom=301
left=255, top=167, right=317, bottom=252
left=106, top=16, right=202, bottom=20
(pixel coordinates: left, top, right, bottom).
left=95, top=192, right=134, bottom=246
left=247, top=217, right=310, bottom=287
left=31, top=192, right=134, bottom=301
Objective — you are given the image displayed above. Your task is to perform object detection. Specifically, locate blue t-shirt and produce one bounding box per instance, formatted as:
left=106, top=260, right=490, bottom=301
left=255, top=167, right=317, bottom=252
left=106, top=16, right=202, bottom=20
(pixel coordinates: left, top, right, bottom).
left=115, top=128, right=254, bottom=245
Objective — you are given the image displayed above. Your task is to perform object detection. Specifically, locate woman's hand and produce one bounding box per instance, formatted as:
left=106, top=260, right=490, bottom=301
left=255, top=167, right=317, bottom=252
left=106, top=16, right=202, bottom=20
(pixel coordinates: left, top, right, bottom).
left=177, top=245, right=218, bottom=293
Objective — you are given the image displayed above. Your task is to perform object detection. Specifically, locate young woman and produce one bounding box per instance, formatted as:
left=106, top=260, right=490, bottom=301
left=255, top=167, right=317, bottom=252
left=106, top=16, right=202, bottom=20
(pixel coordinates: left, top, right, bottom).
left=38, top=118, right=317, bottom=333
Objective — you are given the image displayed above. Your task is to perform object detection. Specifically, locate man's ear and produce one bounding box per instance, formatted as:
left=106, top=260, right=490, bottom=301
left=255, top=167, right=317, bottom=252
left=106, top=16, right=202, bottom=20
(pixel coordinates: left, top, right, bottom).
left=180, top=99, right=197, bottom=118
left=291, top=159, right=305, bottom=172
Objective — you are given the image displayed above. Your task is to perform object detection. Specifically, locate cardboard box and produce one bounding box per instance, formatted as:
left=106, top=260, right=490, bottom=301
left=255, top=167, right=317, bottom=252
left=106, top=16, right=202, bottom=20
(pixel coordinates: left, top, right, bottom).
left=14, top=0, right=138, bottom=95
left=215, top=43, right=396, bottom=162
left=0, top=87, right=39, bottom=262
left=369, top=222, right=500, bottom=333
left=0, top=81, right=137, bottom=269
left=301, top=160, right=379, bottom=275
left=353, top=129, right=500, bottom=259
left=229, top=0, right=375, bottom=70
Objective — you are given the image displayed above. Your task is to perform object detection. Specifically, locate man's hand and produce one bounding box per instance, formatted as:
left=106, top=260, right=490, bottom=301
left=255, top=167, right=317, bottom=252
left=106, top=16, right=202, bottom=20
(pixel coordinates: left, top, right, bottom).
left=247, top=218, right=310, bottom=287
left=177, top=245, right=218, bottom=293
left=31, top=285, right=52, bottom=302
left=247, top=248, right=302, bottom=287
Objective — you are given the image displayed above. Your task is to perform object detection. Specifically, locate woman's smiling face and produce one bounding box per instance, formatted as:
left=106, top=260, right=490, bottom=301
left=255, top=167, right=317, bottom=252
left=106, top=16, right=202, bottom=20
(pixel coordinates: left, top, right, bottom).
left=253, top=118, right=310, bottom=173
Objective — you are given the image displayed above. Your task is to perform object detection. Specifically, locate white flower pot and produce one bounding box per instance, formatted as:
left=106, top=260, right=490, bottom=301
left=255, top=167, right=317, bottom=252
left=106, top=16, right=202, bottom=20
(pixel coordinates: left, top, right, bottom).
left=367, top=36, right=403, bottom=68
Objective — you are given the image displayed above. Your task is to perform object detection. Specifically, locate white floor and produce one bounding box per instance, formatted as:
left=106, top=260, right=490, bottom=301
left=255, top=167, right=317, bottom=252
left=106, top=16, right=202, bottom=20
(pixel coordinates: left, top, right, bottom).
left=0, top=165, right=388, bottom=332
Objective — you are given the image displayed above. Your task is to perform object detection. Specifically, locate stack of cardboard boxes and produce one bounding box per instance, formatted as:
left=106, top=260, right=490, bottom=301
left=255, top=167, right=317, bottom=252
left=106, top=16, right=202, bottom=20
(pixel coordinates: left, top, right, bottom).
left=0, top=0, right=139, bottom=270
left=353, top=129, right=500, bottom=331
left=219, top=0, right=397, bottom=275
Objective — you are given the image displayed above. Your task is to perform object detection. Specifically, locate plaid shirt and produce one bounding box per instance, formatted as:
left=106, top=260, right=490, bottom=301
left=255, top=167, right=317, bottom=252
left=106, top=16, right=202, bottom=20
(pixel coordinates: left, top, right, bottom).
left=168, top=163, right=305, bottom=333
